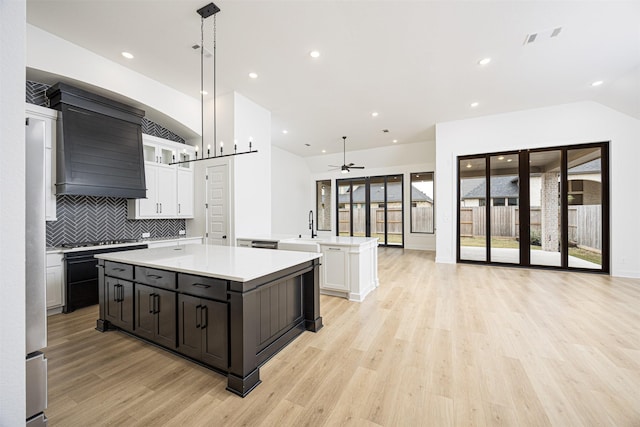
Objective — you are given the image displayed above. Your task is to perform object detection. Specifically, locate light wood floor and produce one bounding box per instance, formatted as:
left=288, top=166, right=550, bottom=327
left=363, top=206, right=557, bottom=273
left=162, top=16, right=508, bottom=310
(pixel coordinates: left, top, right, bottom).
left=46, top=248, right=640, bottom=426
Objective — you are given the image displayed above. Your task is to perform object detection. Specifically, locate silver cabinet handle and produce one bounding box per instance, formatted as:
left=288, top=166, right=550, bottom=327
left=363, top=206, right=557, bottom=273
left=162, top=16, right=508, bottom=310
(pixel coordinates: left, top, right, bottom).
left=178, top=204, right=181, bottom=214
left=327, top=247, right=341, bottom=251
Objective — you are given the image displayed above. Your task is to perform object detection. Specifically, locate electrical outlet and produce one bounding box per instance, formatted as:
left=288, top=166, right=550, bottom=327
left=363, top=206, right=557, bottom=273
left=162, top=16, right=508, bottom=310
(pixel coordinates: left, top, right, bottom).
left=179, top=230, right=186, bottom=235
left=142, top=232, right=151, bottom=238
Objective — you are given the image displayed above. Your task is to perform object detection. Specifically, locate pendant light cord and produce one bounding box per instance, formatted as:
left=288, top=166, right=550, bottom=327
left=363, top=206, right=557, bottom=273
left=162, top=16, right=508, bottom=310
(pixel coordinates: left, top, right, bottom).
left=213, top=13, right=217, bottom=156
left=200, top=16, right=204, bottom=157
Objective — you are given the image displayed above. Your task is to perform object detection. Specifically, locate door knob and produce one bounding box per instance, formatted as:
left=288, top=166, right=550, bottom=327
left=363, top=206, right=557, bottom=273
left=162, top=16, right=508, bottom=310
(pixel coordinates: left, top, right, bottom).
left=222, top=235, right=227, bottom=239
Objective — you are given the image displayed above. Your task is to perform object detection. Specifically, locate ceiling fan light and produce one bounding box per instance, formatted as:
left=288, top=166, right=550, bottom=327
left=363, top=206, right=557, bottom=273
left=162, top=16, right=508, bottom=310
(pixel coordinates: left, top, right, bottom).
left=341, top=169, right=349, bottom=174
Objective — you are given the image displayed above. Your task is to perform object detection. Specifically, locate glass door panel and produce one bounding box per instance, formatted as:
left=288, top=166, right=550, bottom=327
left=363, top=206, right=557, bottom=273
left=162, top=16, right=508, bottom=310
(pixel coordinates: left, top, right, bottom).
left=369, top=176, right=386, bottom=243
left=567, top=147, right=602, bottom=269
left=337, top=180, right=352, bottom=237
left=351, top=178, right=367, bottom=237
left=529, top=150, right=562, bottom=267
left=386, top=175, right=403, bottom=246
left=489, top=154, right=519, bottom=264
left=459, top=157, right=487, bottom=261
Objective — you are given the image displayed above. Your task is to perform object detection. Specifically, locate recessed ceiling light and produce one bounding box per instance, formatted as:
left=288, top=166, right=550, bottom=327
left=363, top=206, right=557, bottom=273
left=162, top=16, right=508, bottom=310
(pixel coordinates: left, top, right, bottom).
left=507, top=159, right=513, bottom=162
left=392, top=139, right=398, bottom=143
left=248, top=72, right=258, bottom=79
left=309, top=50, right=320, bottom=58
left=498, top=156, right=505, bottom=160
left=200, top=90, right=208, bottom=95
left=478, top=57, right=491, bottom=66
left=121, top=51, right=134, bottom=59
left=371, top=112, right=379, bottom=117
left=470, top=102, right=479, bottom=108
left=466, top=163, right=472, bottom=168
left=282, top=130, right=288, bottom=134
left=591, top=80, right=603, bottom=87
left=322, top=149, right=326, bottom=153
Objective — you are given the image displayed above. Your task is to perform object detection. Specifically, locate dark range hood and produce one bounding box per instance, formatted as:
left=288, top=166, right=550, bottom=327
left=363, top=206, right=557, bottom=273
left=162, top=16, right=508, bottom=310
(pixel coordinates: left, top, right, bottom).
left=46, top=83, right=147, bottom=199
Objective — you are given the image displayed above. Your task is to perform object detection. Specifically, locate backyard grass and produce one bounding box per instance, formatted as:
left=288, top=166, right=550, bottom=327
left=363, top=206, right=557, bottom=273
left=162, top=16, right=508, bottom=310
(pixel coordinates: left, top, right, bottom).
left=461, top=236, right=602, bottom=265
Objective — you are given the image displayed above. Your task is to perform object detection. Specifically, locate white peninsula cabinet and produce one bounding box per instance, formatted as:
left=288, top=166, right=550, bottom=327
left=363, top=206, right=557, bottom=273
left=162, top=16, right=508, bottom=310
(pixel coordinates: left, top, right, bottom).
left=128, top=135, right=195, bottom=219
left=278, top=236, right=379, bottom=302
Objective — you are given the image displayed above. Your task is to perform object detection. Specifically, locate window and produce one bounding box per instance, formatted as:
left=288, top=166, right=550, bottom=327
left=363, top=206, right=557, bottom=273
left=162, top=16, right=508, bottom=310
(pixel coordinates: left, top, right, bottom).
left=315, top=180, right=331, bottom=231
left=493, top=198, right=506, bottom=206
left=508, top=198, right=518, bottom=206
left=410, top=172, right=434, bottom=233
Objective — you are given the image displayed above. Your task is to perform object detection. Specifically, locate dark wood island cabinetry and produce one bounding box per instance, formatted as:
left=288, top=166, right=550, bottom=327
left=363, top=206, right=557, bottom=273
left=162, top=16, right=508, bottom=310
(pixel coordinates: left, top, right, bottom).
left=95, top=244, right=323, bottom=396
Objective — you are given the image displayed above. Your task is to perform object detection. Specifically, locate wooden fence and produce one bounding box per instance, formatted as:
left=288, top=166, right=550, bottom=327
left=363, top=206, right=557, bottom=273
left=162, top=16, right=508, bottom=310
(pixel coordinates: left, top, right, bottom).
left=339, top=208, right=406, bottom=235
left=460, top=205, right=601, bottom=250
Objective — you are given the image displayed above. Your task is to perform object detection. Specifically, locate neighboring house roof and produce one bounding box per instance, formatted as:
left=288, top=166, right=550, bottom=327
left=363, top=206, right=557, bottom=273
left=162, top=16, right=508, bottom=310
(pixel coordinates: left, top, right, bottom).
left=462, top=175, right=519, bottom=199
left=569, top=158, right=600, bottom=174
left=338, top=183, right=433, bottom=204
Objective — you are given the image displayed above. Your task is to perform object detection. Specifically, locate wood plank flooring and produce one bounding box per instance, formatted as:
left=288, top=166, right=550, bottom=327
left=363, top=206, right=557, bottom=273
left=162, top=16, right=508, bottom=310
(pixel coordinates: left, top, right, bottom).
left=45, top=248, right=640, bottom=426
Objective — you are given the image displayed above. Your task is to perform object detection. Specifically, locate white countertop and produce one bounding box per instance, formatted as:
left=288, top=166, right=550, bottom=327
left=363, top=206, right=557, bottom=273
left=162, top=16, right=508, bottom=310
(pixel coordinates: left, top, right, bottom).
left=46, top=236, right=203, bottom=254
left=94, top=243, right=322, bottom=282
left=239, top=235, right=379, bottom=247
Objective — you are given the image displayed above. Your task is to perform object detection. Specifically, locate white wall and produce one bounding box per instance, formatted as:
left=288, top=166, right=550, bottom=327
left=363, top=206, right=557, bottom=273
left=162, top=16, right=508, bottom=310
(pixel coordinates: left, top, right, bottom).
left=272, top=146, right=313, bottom=236
left=232, top=93, right=271, bottom=240
left=189, top=92, right=271, bottom=243
left=1, top=0, right=27, bottom=424
left=435, top=101, right=640, bottom=278
left=307, top=141, right=436, bottom=250
left=27, top=25, right=200, bottom=138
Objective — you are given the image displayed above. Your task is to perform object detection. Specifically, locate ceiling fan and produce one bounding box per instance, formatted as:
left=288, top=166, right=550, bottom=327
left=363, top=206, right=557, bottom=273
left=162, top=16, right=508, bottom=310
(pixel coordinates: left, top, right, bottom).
left=329, top=136, right=365, bottom=174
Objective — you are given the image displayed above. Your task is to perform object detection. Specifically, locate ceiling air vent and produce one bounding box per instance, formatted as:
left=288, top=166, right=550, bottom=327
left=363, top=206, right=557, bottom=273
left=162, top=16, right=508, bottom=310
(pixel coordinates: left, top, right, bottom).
left=192, top=44, right=213, bottom=58
left=523, top=27, right=562, bottom=45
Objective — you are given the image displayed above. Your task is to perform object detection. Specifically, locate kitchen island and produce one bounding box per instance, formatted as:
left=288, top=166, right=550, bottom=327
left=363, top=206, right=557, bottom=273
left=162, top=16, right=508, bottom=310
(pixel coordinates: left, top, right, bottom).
left=94, top=244, right=323, bottom=397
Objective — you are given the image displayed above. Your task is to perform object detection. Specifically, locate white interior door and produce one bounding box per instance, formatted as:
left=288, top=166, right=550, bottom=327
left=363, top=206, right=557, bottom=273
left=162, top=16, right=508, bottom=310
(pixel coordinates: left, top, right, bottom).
left=206, top=164, right=228, bottom=246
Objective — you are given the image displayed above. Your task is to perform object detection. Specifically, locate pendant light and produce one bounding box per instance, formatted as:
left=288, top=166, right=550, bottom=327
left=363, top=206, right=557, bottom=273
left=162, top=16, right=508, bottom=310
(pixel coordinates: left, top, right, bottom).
left=171, top=2, right=257, bottom=165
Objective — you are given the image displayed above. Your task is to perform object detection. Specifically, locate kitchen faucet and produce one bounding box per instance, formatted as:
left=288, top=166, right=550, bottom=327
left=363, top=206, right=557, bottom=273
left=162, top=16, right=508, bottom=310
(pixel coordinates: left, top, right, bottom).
left=309, top=210, right=317, bottom=238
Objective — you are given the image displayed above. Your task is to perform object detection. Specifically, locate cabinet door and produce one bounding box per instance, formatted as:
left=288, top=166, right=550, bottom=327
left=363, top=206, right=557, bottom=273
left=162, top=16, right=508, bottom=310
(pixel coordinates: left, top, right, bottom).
left=138, top=165, right=158, bottom=217
left=104, top=278, right=121, bottom=324
left=134, top=284, right=156, bottom=340
left=177, top=169, right=194, bottom=218
left=177, top=294, right=202, bottom=360
left=155, top=288, right=177, bottom=349
left=200, top=299, right=228, bottom=370
left=119, top=280, right=135, bottom=332
left=46, top=266, right=63, bottom=309
left=157, top=166, right=177, bottom=217
left=322, top=246, right=349, bottom=291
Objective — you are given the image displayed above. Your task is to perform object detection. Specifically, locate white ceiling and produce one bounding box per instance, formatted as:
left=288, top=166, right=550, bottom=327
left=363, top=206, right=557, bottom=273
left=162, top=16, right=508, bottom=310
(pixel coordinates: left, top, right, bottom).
left=26, top=1, right=640, bottom=157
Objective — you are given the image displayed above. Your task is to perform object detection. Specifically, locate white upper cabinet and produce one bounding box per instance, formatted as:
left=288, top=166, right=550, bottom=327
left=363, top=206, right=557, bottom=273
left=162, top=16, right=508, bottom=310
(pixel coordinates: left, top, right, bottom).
left=25, top=103, right=57, bottom=221
left=128, top=134, right=195, bottom=219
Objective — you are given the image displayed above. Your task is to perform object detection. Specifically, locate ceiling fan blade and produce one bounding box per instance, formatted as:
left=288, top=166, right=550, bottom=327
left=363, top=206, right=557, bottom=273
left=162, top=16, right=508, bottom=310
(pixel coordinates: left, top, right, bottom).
left=328, top=165, right=341, bottom=168
left=346, top=162, right=355, bottom=167
left=350, top=166, right=365, bottom=169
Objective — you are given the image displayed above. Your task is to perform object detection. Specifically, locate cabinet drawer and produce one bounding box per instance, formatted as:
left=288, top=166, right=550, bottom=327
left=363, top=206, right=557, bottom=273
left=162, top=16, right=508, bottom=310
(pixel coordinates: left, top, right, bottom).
left=105, top=261, right=133, bottom=280
left=178, top=274, right=227, bottom=301
left=135, top=266, right=176, bottom=290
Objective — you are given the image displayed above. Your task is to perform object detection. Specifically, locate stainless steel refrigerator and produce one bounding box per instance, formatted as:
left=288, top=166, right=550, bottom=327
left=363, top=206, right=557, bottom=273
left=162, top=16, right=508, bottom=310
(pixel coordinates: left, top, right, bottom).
left=25, top=115, right=48, bottom=426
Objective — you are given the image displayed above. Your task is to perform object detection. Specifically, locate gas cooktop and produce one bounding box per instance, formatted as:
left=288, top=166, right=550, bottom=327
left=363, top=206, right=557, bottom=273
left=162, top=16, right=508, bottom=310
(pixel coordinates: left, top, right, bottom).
left=61, top=239, right=140, bottom=249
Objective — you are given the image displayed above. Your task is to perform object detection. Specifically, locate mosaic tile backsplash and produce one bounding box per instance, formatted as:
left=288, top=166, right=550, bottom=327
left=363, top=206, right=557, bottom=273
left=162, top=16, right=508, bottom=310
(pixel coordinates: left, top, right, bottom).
left=27, top=80, right=189, bottom=246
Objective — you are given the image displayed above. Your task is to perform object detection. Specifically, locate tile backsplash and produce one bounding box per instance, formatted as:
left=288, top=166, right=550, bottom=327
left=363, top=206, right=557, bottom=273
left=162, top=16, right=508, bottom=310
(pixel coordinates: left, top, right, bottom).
left=46, top=196, right=185, bottom=247
left=27, top=80, right=189, bottom=246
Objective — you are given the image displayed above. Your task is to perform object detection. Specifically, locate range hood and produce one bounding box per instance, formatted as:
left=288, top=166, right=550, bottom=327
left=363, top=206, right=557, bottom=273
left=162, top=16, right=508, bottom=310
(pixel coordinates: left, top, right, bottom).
left=46, top=83, right=147, bottom=199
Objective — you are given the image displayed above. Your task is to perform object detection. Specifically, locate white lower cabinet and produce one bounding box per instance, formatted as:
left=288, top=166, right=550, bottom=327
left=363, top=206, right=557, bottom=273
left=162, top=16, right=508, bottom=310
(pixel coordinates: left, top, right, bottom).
left=46, top=253, right=64, bottom=312
left=320, top=246, right=349, bottom=292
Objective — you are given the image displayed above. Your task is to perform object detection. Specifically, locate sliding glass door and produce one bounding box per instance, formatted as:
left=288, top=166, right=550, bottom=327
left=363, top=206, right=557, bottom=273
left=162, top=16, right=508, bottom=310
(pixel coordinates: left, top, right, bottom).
left=337, top=175, right=404, bottom=246
left=457, top=142, right=609, bottom=273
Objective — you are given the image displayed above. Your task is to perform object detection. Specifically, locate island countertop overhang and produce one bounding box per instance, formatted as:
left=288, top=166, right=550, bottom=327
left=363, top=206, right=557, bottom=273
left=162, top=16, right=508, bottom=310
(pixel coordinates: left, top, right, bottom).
left=94, top=243, right=322, bottom=283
